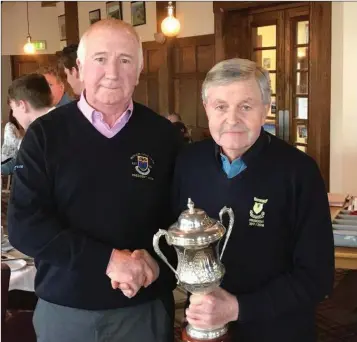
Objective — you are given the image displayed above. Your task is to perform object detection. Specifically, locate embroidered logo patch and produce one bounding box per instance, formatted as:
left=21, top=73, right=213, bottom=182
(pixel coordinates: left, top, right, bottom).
left=131, top=153, right=154, bottom=180
left=249, top=197, right=268, bottom=227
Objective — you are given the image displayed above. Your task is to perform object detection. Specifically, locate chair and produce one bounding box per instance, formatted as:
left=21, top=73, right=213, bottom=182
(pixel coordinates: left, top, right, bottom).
left=1, top=262, right=37, bottom=342
left=1, top=175, right=12, bottom=194
left=1, top=263, right=11, bottom=325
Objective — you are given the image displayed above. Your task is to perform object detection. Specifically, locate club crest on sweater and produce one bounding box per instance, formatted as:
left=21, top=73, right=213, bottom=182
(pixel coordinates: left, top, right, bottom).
left=131, top=153, right=154, bottom=180
left=249, top=197, right=268, bottom=227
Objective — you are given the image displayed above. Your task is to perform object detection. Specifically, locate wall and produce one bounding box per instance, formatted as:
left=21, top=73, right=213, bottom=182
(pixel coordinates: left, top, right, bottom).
left=76, top=1, right=214, bottom=42
left=1, top=56, right=12, bottom=143
left=1, top=1, right=61, bottom=55
left=176, top=1, right=214, bottom=37
left=77, top=1, right=156, bottom=42
left=0, top=1, right=215, bottom=55
left=330, top=2, right=357, bottom=195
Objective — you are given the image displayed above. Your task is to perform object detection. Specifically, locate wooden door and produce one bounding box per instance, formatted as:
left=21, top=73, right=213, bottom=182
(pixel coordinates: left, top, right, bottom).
left=249, top=10, right=284, bottom=140
left=11, top=54, right=59, bottom=79
left=248, top=6, right=310, bottom=153
left=172, top=34, right=215, bottom=141
left=215, top=2, right=331, bottom=189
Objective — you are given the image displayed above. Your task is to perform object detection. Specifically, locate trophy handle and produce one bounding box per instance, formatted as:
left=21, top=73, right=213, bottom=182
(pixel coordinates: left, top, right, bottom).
left=219, top=207, right=234, bottom=260
left=153, top=229, right=178, bottom=276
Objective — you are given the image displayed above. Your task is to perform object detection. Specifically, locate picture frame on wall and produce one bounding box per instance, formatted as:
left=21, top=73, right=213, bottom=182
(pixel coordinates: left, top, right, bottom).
left=89, top=9, right=101, bottom=25
left=106, top=2, right=123, bottom=20
left=131, top=1, right=146, bottom=26
left=58, top=15, right=66, bottom=41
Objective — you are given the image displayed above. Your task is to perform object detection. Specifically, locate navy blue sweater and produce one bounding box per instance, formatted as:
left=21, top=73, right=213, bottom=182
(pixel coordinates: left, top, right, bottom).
left=173, top=131, right=335, bottom=342
left=8, top=101, right=182, bottom=310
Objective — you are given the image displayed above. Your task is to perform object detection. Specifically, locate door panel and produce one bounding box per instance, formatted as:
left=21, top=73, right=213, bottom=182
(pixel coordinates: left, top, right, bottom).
left=248, top=6, right=310, bottom=152
left=249, top=10, right=285, bottom=139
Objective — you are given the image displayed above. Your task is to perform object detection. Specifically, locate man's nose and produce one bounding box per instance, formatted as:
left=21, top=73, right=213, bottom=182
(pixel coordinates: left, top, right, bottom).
left=105, top=61, right=119, bottom=79
left=226, top=110, right=242, bottom=125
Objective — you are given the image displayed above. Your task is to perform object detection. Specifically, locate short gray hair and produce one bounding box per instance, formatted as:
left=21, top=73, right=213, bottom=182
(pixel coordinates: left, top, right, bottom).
left=165, top=112, right=182, bottom=121
left=202, top=58, right=271, bottom=105
left=77, top=19, right=143, bottom=74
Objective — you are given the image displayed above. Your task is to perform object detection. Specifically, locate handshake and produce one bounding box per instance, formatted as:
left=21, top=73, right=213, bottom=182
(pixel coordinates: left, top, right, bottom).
left=106, top=249, right=160, bottom=298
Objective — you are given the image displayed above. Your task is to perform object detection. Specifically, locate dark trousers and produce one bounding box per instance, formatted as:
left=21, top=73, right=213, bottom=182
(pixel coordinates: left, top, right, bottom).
left=33, top=295, right=175, bottom=342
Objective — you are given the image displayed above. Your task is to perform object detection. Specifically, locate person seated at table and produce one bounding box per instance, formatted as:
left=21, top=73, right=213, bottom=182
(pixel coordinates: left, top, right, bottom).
left=1, top=110, right=23, bottom=163
left=172, top=121, right=192, bottom=144
left=166, top=112, right=182, bottom=123
left=1, top=110, right=24, bottom=176
left=37, top=65, right=73, bottom=108
left=58, top=44, right=83, bottom=97
left=2, top=73, right=55, bottom=176
left=173, top=58, right=335, bottom=342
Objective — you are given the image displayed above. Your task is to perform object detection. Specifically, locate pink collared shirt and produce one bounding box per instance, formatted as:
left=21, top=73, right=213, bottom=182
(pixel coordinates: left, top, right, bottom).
left=77, top=92, right=133, bottom=138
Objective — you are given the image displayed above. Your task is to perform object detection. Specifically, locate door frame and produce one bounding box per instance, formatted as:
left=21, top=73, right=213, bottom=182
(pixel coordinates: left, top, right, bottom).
left=214, top=1, right=332, bottom=190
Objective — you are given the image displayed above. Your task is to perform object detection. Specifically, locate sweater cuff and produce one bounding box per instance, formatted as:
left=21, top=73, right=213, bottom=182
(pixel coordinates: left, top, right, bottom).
left=105, top=249, right=116, bottom=275
left=236, top=291, right=268, bottom=323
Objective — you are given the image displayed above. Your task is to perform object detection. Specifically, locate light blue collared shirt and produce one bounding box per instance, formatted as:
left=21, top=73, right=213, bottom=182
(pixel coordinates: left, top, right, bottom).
left=220, top=154, right=247, bottom=178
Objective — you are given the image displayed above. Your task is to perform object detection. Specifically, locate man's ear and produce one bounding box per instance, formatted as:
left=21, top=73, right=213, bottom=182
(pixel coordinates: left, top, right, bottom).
left=77, top=58, right=84, bottom=82
left=19, top=100, right=29, bottom=113
left=72, top=67, right=79, bottom=79
left=203, top=101, right=210, bottom=119
left=136, top=63, right=144, bottom=85
left=262, top=103, right=270, bottom=124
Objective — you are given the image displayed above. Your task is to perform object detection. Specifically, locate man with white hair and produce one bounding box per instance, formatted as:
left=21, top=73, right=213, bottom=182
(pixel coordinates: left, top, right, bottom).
left=173, top=58, right=334, bottom=342
left=8, top=19, right=182, bottom=342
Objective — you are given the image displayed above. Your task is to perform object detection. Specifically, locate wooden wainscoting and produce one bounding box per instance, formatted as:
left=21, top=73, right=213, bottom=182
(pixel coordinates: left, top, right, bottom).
left=134, top=35, right=215, bottom=141
left=133, top=41, right=168, bottom=116
left=172, top=34, right=215, bottom=141
left=11, top=54, right=59, bottom=79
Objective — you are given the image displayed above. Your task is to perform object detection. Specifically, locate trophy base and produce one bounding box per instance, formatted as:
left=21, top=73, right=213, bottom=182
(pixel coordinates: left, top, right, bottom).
left=182, top=324, right=229, bottom=342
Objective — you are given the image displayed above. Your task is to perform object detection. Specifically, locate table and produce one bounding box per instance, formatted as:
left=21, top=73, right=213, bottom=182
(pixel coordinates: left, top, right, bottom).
left=330, top=206, right=357, bottom=270
left=5, top=248, right=36, bottom=292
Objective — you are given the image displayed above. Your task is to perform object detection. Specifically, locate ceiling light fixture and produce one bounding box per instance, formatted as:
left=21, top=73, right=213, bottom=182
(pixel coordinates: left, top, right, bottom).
left=23, top=2, right=35, bottom=54
left=161, top=1, right=180, bottom=38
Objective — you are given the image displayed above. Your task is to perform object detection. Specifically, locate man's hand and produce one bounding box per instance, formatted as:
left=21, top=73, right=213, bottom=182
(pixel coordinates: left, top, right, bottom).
left=107, top=249, right=160, bottom=298
left=131, top=249, right=160, bottom=287
left=186, top=287, right=239, bottom=330
left=106, top=249, right=149, bottom=297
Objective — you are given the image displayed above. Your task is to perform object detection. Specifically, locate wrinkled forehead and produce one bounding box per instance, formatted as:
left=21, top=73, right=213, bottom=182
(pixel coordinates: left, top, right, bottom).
left=85, top=27, right=140, bottom=57
left=206, top=79, right=263, bottom=103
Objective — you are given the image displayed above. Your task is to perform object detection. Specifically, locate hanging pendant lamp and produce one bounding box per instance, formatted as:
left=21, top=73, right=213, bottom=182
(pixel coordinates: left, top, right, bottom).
left=23, top=2, right=35, bottom=54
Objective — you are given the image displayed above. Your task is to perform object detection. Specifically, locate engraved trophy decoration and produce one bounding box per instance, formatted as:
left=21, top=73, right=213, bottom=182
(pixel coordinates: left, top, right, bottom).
left=153, top=198, right=234, bottom=342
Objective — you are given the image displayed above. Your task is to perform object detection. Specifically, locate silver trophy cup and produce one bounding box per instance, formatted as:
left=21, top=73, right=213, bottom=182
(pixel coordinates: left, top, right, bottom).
left=153, top=198, right=234, bottom=340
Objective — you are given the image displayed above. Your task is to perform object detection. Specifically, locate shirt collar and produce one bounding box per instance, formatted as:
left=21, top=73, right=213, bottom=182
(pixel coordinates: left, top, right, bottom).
left=215, top=127, right=271, bottom=167
left=56, top=92, right=72, bottom=108
left=78, top=91, right=133, bottom=124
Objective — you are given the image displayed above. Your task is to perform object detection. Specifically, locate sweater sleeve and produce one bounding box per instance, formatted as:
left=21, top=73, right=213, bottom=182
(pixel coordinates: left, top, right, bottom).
left=1, top=157, right=16, bottom=176
left=237, top=159, right=335, bottom=323
left=7, top=123, right=113, bottom=273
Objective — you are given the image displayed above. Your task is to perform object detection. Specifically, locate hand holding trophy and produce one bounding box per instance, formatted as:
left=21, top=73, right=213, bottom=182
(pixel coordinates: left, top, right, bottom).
left=153, top=198, right=234, bottom=341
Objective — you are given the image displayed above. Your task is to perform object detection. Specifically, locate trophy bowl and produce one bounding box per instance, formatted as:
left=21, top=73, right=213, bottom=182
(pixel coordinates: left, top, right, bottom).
left=153, top=198, right=234, bottom=341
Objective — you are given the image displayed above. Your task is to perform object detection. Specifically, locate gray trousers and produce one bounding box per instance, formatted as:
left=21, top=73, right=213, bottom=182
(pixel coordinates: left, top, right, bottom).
left=33, top=297, right=174, bottom=342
